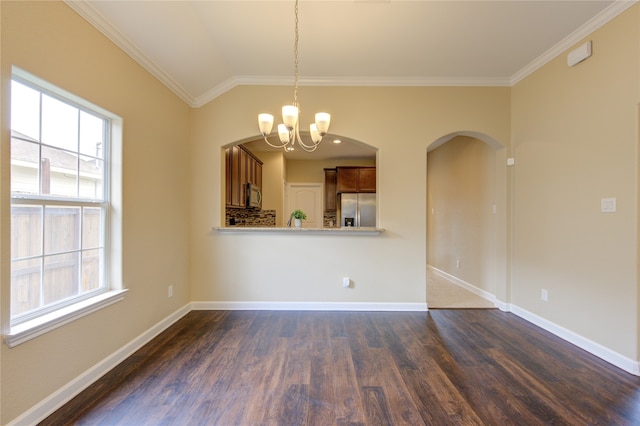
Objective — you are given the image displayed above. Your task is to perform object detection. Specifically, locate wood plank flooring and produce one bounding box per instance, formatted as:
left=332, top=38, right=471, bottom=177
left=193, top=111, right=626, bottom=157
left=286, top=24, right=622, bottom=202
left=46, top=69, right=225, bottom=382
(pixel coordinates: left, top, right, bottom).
left=41, top=310, right=640, bottom=425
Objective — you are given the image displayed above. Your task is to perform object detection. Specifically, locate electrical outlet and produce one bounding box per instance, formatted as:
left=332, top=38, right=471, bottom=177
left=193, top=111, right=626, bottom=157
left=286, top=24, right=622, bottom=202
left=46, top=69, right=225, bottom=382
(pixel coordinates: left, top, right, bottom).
left=168, top=285, right=174, bottom=298
left=541, top=289, right=548, bottom=302
left=456, top=259, right=460, bottom=269
left=342, top=277, right=351, bottom=288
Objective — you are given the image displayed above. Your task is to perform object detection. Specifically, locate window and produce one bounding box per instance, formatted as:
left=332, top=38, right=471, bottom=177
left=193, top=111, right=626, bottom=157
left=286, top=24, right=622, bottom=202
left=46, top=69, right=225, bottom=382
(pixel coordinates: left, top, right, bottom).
left=8, top=69, right=123, bottom=340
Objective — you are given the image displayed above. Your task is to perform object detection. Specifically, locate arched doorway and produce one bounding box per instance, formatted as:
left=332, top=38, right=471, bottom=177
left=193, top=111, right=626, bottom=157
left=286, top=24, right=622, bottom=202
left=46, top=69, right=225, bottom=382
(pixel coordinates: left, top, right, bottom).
left=426, top=131, right=508, bottom=309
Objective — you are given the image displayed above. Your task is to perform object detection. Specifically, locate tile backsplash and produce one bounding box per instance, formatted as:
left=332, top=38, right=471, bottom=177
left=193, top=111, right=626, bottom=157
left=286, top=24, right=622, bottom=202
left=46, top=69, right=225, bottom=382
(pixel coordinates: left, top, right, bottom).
left=323, top=211, right=338, bottom=228
left=225, top=209, right=342, bottom=228
left=225, top=208, right=276, bottom=227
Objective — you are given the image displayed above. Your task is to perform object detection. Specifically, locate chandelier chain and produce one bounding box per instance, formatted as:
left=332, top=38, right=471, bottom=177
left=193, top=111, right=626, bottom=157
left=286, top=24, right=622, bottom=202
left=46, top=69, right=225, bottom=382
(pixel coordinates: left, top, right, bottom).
left=257, top=0, right=330, bottom=153
left=293, top=0, right=299, bottom=107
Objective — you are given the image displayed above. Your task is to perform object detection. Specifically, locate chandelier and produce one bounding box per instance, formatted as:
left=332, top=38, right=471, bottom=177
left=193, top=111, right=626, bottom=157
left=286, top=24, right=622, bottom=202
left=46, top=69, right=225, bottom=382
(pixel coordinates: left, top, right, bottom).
left=257, top=0, right=331, bottom=153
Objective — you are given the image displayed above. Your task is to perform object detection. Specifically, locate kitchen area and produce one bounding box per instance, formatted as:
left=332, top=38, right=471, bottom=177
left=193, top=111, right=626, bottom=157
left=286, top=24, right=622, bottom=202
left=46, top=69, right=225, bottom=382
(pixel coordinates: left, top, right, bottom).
left=323, top=166, right=376, bottom=228
left=223, top=140, right=377, bottom=230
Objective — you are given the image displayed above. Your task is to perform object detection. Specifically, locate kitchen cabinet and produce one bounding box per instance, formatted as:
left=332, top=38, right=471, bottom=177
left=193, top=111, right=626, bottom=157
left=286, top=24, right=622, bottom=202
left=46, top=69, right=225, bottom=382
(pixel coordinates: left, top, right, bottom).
left=336, top=167, right=358, bottom=193
left=324, top=168, right=337, bottom=211
left=225, top=145, right=245, bottom=207
left=357, top=168, right=376, bottom=193
left=247, top=153, right=262, bottom=189
left=225, top=148, right=232, bottom=206
left=225, top=145, right=263, bottom=208
left=336, top=166, right=376, bottom=193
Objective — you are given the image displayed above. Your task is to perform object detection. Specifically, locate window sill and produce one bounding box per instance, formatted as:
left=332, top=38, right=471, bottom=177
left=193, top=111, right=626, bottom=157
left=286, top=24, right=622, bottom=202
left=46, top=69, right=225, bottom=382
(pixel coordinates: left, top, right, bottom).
left=4, top=289, right=128, bottom=348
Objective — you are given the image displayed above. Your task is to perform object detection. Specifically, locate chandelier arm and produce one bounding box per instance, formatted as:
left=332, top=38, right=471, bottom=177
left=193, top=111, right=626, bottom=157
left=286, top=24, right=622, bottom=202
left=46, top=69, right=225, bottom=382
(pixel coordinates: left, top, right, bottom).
left=262, top=135, right=291, bottom=150
left=293, top=123, right=321, bottom=152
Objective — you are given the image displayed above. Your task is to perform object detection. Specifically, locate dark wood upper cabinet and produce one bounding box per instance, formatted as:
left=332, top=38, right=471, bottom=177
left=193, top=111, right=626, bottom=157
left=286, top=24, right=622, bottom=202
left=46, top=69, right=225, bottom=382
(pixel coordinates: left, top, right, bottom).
left=225, top=145, right=263, bottom=209
left=225, top=148, right=232, bottom=206
left=336, top=166, right=376, bottom=193
left=324, top=168, right=337, bottom=211
left=336, top=167, right=358, bottom=193
left=228, top=146, right=242, bottom=207
left=239, top=147, right=248, bottom=206
left=358, top=168, right=376, bottom=193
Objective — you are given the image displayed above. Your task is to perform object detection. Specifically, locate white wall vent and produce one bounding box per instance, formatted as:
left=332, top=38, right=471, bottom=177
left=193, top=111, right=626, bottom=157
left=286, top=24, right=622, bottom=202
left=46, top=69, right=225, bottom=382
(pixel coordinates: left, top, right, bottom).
left=567, top=41, right=592, bottom=67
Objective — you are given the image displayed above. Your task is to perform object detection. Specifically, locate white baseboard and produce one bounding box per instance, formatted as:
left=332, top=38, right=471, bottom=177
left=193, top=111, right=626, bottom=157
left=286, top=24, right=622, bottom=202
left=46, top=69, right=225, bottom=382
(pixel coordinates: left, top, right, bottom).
left=427, top=266, right=640, bottom=375
left=427, top=265, right=500, bottom=308
left=509, top=304, right=640, bottom=376
left=192, top=301, right=428, bottom=311
left=8, top=303, right=192, bottom=426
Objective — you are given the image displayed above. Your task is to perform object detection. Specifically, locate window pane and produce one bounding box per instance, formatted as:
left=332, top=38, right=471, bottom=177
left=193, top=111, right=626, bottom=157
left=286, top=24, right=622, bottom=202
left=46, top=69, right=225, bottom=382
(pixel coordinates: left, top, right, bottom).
left=82, top=248, right=103, bottom=292
left=44, top=206, right=80, bottom=254
left=82, top=207, right=103, bottom=249
left=10, top=138, right=39, bottom=195
left=79, top=155, right=104, bottom=200
left=11, top=80, right=40, bottom=141
left=80, top=111, right=105, bottom=158
left=42, top=94, right=78, bottom=152
left=10, top=72, right=112, bottom=324
left=11, top=257, right=42, bottom=316
left=42, top=145, right=77, bottom=197
left=11, top=205, right=42, bottom=258
left=44, top=252, right=79, bottom=305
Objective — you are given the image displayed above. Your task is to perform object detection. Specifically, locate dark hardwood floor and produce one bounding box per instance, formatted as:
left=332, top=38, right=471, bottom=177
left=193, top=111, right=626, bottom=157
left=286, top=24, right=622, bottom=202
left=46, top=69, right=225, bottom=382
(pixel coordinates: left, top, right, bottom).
left=41, top=310, right=640, bottom=425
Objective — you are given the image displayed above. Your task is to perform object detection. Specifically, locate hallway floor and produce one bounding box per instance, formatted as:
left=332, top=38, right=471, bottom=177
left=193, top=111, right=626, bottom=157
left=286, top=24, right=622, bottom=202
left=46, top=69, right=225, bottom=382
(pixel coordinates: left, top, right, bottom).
left=427, top=269, right=496, bottom=309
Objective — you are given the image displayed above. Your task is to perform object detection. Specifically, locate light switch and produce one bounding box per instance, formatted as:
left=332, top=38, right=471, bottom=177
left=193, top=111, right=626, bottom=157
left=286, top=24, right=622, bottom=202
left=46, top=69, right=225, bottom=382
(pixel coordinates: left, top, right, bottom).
left=601, top=198, right=616, bottom=213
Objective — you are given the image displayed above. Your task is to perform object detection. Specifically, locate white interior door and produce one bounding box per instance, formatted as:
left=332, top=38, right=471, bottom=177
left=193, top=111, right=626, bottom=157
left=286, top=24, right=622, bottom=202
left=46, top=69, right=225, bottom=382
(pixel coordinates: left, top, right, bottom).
left=287, top=183, right=323, bottom=228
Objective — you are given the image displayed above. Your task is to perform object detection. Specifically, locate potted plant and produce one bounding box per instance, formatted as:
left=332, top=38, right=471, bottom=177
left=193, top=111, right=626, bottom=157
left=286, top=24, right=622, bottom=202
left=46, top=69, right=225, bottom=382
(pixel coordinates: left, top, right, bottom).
left=291, top=209, right=307, bottom=228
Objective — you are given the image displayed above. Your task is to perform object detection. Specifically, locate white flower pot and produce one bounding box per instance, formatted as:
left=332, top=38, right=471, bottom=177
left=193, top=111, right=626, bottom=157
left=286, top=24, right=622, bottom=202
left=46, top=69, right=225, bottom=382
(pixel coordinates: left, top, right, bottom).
left=294, top=218, right=302, bottom=228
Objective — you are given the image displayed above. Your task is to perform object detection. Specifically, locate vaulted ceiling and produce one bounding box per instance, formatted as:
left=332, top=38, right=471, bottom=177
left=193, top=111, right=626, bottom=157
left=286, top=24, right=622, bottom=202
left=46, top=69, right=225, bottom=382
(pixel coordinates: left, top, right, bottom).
left=68, top=0, right=632, bottom=109
left=65, top=1, right=635, bottom=160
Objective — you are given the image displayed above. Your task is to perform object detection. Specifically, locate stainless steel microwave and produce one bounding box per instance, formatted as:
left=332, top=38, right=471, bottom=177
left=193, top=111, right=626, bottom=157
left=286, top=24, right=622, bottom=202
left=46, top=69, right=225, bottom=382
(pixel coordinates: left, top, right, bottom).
left=246, top=183, right=262, bottom=209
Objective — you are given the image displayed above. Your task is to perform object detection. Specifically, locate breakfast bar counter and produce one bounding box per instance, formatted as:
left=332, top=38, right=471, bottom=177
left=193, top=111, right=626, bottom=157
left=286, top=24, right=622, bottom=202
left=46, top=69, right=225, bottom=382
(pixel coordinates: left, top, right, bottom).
left=212, top=227, right=384, bottom=235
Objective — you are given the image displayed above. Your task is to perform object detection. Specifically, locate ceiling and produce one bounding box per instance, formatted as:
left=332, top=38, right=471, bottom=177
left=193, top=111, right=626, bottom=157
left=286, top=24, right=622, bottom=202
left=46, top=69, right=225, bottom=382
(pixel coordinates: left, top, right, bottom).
left=66, top=0, right=634, bottom=159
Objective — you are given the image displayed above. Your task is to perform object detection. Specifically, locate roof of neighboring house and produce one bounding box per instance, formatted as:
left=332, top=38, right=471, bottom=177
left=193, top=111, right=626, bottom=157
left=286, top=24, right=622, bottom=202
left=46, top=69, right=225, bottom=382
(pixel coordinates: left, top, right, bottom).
left=11, top=130, right=102, bottom=175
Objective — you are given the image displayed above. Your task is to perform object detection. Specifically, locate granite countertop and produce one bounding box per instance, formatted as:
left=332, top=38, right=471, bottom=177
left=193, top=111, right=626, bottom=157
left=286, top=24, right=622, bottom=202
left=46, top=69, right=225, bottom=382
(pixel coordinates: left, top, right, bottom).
left=212, top=226, right=384, bottom=235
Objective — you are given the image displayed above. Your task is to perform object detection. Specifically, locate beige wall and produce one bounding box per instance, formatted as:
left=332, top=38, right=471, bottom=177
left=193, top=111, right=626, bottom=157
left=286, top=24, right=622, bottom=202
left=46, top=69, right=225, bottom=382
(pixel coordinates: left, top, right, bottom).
left=190, top=85, right=509, bottom=305
left=427, top=136, right=497, bottom=294
left=1, top=2, right=191, bottom=423
left=511, top=5, right=639, bottom=358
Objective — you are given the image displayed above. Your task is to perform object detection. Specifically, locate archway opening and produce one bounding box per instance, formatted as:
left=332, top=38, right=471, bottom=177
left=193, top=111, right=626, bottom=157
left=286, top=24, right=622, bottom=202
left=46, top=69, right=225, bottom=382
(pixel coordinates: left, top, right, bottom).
left=426, top=131, right=506, bottom=309
left=223, top=134, right=378, bottom=227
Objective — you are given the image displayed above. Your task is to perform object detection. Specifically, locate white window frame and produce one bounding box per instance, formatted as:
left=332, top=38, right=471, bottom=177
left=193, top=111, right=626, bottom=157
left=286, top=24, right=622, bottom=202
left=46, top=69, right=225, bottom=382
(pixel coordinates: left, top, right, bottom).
left=4, top=67, right=126, bottom=347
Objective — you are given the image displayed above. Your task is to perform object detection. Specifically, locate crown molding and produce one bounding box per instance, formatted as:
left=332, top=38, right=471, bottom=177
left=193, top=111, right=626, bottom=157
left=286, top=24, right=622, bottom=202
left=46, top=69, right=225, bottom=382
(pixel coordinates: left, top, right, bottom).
left=66, top=0, right=637, bottom=107
left=511, top=0, right=638, bottom=85
left=192, top=76, right=292, bottom=108
left=64, top=0, right=196, bottom=106
left=192, top=75, right=512, bottom=108
left=231, top=76, right=512, bottom=88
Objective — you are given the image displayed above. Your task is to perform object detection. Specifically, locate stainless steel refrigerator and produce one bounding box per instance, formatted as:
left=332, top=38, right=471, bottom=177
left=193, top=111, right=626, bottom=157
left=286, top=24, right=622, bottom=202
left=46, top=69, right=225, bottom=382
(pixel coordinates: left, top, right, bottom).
left=340, top=193, right=376, bottom=227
